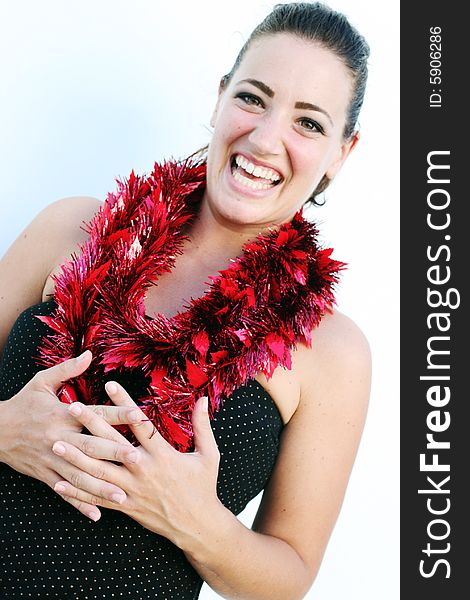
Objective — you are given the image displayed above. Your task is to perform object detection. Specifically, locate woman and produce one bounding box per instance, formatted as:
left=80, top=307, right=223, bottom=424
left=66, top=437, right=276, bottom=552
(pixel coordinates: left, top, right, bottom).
left=0, top=2, right=371, bottom=599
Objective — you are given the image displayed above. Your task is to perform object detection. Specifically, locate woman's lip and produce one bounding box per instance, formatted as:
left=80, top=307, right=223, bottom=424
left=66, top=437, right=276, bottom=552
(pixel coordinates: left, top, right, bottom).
left=225, top=158, right=281, bottom=198
left=231, top=152, right=284, bottom=181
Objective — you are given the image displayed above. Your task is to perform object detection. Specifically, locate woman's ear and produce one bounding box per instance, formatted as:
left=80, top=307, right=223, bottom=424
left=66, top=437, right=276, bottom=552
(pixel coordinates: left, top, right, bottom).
left=325, top=131, right=360, bottom=180
left=210, top=76, right=229, bottom=128
left=210, top=106, right=218, bottom=129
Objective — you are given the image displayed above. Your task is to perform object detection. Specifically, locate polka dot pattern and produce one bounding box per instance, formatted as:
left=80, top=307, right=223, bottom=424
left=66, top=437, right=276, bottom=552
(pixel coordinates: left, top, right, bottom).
left=0, top=301, right=284, bottom=598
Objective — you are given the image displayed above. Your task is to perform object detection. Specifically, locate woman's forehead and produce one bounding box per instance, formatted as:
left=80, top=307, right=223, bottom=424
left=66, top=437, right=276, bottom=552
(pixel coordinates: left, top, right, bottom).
left=232, top=34, right=353, bottom=119
left=237, top=34, right=349, bottom=81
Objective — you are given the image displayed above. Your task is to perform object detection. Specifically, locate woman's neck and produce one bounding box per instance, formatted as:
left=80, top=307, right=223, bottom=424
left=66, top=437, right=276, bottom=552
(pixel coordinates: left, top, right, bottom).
left=186, top=198, right=278, bottom=271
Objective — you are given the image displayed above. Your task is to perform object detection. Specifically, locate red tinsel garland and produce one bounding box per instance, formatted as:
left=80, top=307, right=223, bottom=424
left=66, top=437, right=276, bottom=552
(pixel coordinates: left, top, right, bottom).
left=36, top=157, right=345, bottom=451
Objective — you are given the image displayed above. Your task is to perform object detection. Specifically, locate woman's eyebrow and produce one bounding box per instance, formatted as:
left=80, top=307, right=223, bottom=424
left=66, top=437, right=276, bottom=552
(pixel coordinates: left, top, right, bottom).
left=237, top=78, right=333, bottom=125
left=238, top=78, right=275, bottom=98
left=295, top=101, right=333, bottom=126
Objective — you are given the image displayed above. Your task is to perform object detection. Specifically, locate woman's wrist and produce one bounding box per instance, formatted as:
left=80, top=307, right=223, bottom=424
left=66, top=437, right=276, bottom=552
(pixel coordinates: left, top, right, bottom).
left=0, top=398, right=15, bottom=463
left=174, top=496, right=238, bottom=562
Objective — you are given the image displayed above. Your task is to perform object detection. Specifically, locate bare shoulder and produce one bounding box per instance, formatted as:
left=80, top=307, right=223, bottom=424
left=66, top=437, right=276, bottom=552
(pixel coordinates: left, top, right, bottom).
left=303, top=308, right=371, bottom=364
left=40, top=196, right=103, bottom=299
left=41, top=195, right=103, bottom=242
left=49, top=195, right=102, bottom=211
left=49, top=195, right=102, bottom=241
left=255, top=309, right=371, bottom=425
left=0, top=196, right=102, bottom=354
left=18, top=195, right=103, bottom=262
left=294, top=308, right=372, bottom=410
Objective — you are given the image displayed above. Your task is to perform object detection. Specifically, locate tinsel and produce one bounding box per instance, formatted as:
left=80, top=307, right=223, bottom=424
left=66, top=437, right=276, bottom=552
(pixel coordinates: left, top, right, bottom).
left=36, top=157, right=345, bottom=451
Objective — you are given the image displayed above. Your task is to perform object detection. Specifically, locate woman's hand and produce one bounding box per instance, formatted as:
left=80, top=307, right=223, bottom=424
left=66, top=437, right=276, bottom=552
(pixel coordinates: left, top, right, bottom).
left=51, top=381, right=222, bottom=543
left=0, top=351, right=135, bottom=521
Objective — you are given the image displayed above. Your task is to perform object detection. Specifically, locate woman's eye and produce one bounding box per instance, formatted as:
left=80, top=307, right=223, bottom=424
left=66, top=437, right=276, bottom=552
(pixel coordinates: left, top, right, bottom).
left=298, top=118, right=324, bottom=134
left=235, top=93, right=263, bottom=107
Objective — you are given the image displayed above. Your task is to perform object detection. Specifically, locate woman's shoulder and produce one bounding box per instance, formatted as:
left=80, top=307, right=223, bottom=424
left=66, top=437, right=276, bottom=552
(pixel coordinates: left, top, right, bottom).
left=257, top=309, right=371, bottom=424
left=43, top=195, right=103, bottom=252
left=42, top=195, right=103, bottom=220
left=294, top=308, right=371, bottom=409
left=37, top=195, right=103, bottom=251
left=310, top=309, right=370, bottom=359
left=39, top=196, right=103, bottom=299
left=0, top=196, right=103, bottom=353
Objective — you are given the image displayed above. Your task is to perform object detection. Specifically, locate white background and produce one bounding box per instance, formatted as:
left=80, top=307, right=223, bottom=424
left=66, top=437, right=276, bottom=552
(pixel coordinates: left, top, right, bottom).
left=0, top=1, right=399, bottom=598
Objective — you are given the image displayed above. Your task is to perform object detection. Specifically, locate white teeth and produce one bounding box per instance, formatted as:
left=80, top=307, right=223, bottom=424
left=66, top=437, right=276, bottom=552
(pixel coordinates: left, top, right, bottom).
left=240, top=157, right=255, bottom=174
left=232, top=169, right=272, bottom=190
left=234, top=154, right=281, bottom=182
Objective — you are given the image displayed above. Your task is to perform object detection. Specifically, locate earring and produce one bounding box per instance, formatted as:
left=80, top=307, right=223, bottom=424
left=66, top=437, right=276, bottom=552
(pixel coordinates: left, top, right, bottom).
left=308, top=174, right=330, bottom=203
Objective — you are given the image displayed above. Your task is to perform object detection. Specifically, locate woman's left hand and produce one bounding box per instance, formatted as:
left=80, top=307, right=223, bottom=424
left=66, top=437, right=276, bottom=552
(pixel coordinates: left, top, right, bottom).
left=51, top=381, right=222, bottom=543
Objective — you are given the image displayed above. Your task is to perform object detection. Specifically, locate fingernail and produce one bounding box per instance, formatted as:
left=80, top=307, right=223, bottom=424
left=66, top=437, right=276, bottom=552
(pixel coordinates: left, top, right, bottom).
left=76, top=350, right=89, bottom=363
left=110, top=493, right=126, bottom=505
left=201, top=396, right=208, bottom=412
left=128, top=410, right=141, bottom=423
left=106, top=382, right=118, bottom=395
left=126, top=451, right=139, bottom=464
left=88, top=510, right=100, bottom=522
left=53, top=442, right=66, bottom=455
left=69, top=403, right=82, bottom=416
left=54, top=483, right=66, bottom=493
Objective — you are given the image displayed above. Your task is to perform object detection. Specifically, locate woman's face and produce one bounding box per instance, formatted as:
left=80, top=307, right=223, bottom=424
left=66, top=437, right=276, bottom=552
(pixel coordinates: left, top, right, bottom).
left=205, top=33, right=358, bottom=230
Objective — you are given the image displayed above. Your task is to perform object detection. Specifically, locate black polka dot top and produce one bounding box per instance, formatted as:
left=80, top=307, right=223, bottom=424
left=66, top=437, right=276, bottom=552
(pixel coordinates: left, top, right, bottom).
left=0, top=300, right=284, bottom=599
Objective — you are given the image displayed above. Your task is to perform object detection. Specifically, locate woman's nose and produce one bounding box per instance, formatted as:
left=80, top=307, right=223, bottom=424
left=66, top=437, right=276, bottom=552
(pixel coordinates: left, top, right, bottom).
left=247, top=113, right=285, bottom=156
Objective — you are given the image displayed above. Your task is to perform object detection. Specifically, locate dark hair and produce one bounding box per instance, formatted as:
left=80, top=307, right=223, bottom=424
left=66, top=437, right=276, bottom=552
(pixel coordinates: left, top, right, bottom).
left=192, top=2, right=370, bottom=206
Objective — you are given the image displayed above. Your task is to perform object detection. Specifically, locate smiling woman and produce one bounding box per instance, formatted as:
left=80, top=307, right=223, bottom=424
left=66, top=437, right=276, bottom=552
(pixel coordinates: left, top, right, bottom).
left=0, top=3, right=372, bottom=600
left=205, top=35, right=357, bottom=228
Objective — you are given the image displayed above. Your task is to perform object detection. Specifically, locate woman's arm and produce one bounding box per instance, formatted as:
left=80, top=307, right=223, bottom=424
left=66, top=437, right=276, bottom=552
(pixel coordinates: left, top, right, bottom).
left=180, top=311, right=371, bottom=599
left=0, top=197, right=133, bottom=521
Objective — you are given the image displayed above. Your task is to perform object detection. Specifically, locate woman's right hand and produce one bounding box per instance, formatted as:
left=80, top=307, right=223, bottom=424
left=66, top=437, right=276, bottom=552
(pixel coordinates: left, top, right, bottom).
left=0, top=350, right=130, bottom=521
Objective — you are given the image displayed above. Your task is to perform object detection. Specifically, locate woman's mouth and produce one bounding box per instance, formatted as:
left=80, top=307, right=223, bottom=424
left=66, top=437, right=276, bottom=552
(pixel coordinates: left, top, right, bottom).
left=230, top=154, right=283, bottom=191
